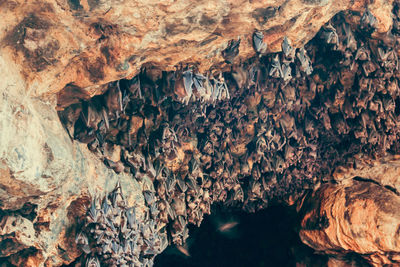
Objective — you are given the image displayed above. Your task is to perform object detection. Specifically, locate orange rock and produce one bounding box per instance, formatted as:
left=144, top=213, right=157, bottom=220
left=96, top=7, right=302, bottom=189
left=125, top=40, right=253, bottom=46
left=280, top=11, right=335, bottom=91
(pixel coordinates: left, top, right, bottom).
left=1, top=0, right=391, bottom=98
left=299, top=180, right=400, bottom=266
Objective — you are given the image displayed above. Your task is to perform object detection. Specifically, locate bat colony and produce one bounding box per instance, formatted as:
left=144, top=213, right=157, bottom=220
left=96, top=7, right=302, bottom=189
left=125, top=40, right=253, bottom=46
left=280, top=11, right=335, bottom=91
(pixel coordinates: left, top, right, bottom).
left=58, top=5, right=400, bottom=267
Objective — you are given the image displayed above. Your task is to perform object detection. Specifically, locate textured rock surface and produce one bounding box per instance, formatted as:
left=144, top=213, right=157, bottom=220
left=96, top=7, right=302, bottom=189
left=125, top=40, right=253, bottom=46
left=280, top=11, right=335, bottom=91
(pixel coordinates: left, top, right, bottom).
left=299, top=157, right=400, bottom=266
left=333, top=154, right=400, bottom=193
left=0, top=56, right=146, bottom=266
left=0, top=0, right=394, bottom=98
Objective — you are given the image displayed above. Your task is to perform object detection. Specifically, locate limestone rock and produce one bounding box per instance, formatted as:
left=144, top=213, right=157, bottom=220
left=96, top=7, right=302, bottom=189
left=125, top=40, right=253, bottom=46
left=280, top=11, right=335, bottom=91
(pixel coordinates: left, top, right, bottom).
left=0, top=215, right=36, bottom=258
left=0, top=57, right=146, bottom=266
left=333, top=154, right=400, bottom=193
left=299, top=178, right=400, bottom=266
left=0, top=0, right=393, bottom=98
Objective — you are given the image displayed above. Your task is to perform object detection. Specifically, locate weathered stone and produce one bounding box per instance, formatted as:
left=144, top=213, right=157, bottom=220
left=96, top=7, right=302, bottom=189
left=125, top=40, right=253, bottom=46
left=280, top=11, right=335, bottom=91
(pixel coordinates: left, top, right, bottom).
left=0, top=56, right=145, bottom=266
left=0, top=0, right=393, bottom=98
left=333, top=154, right=400, bottom=193
left=299, top=177, right=400, bottom=266
left=0, top=215, right=36, bottom=257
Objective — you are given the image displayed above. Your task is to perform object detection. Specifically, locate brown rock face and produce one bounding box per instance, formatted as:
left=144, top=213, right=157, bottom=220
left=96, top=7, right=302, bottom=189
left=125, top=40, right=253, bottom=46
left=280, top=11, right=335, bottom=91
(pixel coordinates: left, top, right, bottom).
left=0, top=56, right=146, bottom=266
left=0, top=0, right=393, bottom=97
left=0, top=215, right=36, bottom=258
left=299, top=157, right=400, bottom=266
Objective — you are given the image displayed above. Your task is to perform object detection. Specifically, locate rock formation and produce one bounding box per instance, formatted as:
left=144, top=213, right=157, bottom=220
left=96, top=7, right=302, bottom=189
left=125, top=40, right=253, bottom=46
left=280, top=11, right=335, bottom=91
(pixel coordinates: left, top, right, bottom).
left=1, top=0, right=400, bottom=266
left=300, top=155, right=400, bottom=266
left=0, top=0, right=393, bottom=96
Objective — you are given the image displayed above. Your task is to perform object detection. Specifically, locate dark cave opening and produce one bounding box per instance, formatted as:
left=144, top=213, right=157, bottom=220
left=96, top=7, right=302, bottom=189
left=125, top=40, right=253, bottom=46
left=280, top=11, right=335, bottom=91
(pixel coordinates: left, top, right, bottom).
left=154, top=204, right=327, bottom=267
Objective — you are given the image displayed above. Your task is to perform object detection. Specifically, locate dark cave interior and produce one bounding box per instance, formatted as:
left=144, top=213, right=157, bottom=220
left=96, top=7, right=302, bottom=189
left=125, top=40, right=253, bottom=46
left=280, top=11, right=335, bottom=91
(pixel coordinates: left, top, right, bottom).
left=155, top=203, right=371, bottom=267
left=154, top=204, right=314, bottom=267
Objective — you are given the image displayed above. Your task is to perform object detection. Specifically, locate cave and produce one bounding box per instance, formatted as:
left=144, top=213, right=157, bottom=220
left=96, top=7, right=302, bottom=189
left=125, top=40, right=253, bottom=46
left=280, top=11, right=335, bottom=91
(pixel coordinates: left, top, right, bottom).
left=155, top=203, right=376, bottom=267
left=56, top=8, right=400, bottom=266
left=154, top=204, right=328, bottom=267
left=1, top=1, right=400, bottom=266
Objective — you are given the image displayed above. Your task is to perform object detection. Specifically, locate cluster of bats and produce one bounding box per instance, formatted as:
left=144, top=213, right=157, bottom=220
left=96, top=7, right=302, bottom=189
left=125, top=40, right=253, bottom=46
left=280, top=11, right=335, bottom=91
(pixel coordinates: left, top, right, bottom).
left=75, top=183, right=167, bottom=266
left=57, top=3, right=400, bottom=266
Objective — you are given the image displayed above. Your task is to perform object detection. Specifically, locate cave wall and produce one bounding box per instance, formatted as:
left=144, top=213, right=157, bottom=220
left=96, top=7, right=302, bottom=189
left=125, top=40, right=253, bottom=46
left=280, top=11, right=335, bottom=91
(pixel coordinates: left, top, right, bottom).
left=0, top=57, right=147, bottom=266
left=0, top=0, right=399, bottom=266
left=0, top=0, right=393, bottom=96
left=299, top=155, right=400, bottom=266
